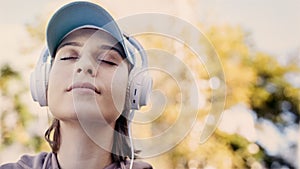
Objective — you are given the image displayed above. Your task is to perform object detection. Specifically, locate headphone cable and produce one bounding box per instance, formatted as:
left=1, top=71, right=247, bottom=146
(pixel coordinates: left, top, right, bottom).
left=128, top=110, right=135, bottom=169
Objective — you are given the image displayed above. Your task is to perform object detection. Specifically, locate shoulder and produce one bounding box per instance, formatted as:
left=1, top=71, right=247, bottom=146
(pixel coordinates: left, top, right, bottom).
left=130, top=160, right=153, bottom=169
left=105, top=160, right=153, bottom=169
left=0, top=152, right=58, bottom=169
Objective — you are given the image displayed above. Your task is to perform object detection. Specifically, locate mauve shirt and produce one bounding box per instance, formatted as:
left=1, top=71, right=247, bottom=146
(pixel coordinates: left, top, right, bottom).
left=0, top=152, right=152, bottom=169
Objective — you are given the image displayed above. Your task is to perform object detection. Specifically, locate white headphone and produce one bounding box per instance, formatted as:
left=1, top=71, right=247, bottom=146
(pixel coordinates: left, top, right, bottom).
left=30, top=34, right=152, bottom=110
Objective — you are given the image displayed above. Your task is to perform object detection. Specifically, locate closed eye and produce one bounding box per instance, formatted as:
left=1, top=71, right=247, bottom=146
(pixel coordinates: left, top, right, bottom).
left=60, top=56, right=79, bottom=60
left=99, top=60, right=118, bottom=66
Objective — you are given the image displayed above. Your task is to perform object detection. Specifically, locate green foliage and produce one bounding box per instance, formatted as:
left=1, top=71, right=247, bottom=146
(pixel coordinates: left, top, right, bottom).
left=25, top=17, right=46, bottom=44
left=0, top=64, right=20, bottom=95
left=250, top=53, right=300, bottom=125
left=27, top=135, right=45, bottom=152
left=0, top=64, right=47, bottom=153
left=143, top=24, right=299, bottom=168
left=14, top=94, right=33, bottom=127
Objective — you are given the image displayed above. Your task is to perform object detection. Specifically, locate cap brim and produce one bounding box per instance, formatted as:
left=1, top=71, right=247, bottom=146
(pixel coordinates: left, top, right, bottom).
left=46, top=1, right=124, bottom=58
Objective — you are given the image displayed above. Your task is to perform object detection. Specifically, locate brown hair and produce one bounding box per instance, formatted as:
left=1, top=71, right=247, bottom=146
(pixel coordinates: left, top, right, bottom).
left=44, top=118, right=60, bottom=153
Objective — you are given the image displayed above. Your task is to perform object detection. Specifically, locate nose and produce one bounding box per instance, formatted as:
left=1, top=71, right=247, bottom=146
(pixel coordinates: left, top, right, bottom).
left=75, top=56, right=96, bottom=77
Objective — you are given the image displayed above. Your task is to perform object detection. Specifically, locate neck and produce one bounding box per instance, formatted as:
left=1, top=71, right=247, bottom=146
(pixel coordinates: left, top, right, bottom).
left=57, top=120, right=115, bottom=169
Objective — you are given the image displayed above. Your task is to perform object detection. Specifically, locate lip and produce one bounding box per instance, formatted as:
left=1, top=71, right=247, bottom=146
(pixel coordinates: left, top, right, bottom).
left=67, top=82, right=100, bottom=94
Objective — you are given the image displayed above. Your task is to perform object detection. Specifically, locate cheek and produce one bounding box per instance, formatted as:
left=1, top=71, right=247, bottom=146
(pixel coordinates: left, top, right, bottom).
left=47, top=63, right=74, bottom=118
left=107, top=66, right=129, bottom=115
left=111, top=72, right=128, bottom=112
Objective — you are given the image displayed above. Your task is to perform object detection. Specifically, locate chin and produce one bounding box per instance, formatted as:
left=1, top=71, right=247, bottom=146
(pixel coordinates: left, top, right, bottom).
left=49, top=100, right=121, bottom=125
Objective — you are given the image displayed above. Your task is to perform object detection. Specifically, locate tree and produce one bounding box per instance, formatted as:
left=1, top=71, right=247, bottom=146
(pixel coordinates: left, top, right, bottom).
left=0, top=64, right=49, bottom=159
left=138, top=24, right=299, bottom=168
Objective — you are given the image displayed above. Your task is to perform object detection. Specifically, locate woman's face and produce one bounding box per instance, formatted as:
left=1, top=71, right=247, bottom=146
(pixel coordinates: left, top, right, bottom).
left=47, top=28, right=129, bottom=125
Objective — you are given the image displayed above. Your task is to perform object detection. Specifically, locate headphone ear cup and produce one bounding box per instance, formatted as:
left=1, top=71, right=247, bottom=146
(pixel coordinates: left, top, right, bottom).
left=139, top=73, right=152, bottom=106
left=129, top=68, right=152, bottom=110
left=30, top=48, right=51, bottom=107
left=123, top=35, right=153, bottom=110
left=129, top=68, right=139, bottom=110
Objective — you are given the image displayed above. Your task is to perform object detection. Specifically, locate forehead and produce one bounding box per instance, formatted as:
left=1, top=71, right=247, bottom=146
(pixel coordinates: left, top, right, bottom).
left=56, top=28, right=125, bottom=57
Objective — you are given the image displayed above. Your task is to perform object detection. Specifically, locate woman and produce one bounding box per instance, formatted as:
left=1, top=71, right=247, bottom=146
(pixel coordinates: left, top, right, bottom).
left=0, top=1, right=152, bottom=169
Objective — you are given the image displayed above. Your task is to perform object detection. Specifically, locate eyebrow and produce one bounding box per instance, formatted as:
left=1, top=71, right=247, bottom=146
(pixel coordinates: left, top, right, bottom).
left=100, top=44, right=125, bottom=59
left=57, top=41, right=83, bottom=51
left=55, top=41, right=125, bottom=59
